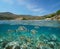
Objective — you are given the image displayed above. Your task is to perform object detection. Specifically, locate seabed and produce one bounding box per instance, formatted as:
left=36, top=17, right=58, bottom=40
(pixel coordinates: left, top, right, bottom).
left=0, top=25, right=60, bottom=49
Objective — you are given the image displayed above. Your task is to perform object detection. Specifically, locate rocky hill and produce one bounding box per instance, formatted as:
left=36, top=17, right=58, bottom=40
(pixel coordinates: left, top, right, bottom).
left=0, top=10, right=60, bottom=20
left=0, top=12, right=44, bottom=20
left=43, top=10, right=60, bottom=21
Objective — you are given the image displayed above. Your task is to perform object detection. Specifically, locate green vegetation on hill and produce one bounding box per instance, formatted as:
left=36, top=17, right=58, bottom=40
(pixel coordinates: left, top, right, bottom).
left=0, top=10, right=60, bottom=20
left=56, top=10, right=60, bottom=15
left=47, top=10, right=60, bottom=17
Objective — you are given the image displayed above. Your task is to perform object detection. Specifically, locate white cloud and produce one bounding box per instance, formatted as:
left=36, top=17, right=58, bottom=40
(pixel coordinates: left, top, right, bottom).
left=17, top=0, right=28, bottom=5
left=27, top=7, right=43, bottom=12
left=27, top=4, right=38, bottom=9
left=26, top=4, right=46, bottom=13
left=17, top=0, right=60, bottom=14
left=2, top=0, right=14, bottom=5
left=16, top=0, right=46, bottom=13
left=18, top=0, right=26, bottom=2
left=32, top=8, right=42, bottom=12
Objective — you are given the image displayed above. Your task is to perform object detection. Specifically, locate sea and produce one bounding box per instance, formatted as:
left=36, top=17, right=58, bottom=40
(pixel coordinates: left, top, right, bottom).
left=0, top=20, right=60, bottom=49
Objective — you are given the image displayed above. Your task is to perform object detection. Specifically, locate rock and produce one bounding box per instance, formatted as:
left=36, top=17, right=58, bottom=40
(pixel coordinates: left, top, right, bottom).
left=2, top=41, right=9, bottom=48
left=5, top=41, right=20, bottom=49
left=21, top=44, right=28, bottom=49
left=0, top=39, right=3, bottom=43
left=16, top=26, right=28, bottom=32
left=48, top=42, right=55, bottom=49
left=31, top=29, right=38, bottom=34
left=50, top=34, right=57, bottom=41
left=5, top=45, right=13, bottom=49
left=14, top=46, right=20, bottom=49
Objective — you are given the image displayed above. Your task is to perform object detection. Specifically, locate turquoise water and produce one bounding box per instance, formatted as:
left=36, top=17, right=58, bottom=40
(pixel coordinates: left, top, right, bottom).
left=0, top=20, right=60, bottom=49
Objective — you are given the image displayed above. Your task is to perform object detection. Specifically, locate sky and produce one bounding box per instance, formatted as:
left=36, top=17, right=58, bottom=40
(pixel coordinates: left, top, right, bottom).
left=0, top=0, right=60, bottom=16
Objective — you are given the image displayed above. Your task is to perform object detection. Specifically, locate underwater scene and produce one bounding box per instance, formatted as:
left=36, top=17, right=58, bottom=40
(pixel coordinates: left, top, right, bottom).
left=0, top=20, right=60, bottom=49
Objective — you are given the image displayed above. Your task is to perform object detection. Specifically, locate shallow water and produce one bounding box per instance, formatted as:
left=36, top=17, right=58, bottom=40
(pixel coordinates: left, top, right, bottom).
left=0, top=20, right=60, bottom=49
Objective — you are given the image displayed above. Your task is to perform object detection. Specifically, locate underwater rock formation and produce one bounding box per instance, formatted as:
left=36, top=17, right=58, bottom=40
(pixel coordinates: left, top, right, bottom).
left=0, top=26, right=60, bottom=49
left=16, top=26, right=28, bottom=33
left=0, top=34, right=60, bottom=49
left=4, top=41, right=20, bottom=49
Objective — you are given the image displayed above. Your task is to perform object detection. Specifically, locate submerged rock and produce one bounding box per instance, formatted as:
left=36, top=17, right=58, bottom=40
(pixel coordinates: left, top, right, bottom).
left=31, top=29, right=38, bottom=34
left=51, top=34, right=57, bottom=41
left=2, top=42, right=8, bottom=48
left=16, top=26, right=28, bottom=32
left=0, top=39, right=3, bottom=43
left=5, top=41, right=20, bottom=49
left=5, top=45, right=13, bottom=49
left=14, top=46, right=20, bottom=49
left=2, top=40, right=10, bottom=48
left=0, top=25, right=60, bottom=49
left=21, top=44, right=28, bottom=49
left=7, top=29, right=15, bottom=33
left=48, top=42, right=55, bottom=49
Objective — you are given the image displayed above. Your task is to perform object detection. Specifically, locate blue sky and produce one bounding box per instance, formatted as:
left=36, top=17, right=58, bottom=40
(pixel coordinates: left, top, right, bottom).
left=0, top=0, right=60, bottom=16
